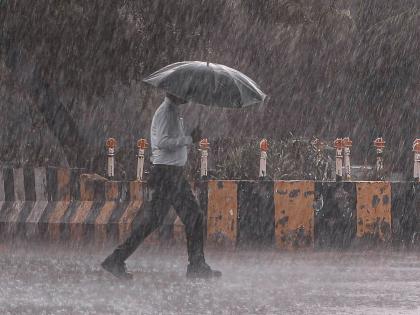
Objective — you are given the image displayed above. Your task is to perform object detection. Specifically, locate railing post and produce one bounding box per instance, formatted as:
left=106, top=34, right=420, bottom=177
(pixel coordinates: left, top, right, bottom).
left=343, top=137, right=352, bottom=181
left=137, top=138, right=148, bottom=181
left=374, top=137, right=385, bottom=180
left=105, top=138, right=117, bottom=180
left=259, top=139, right=268, bottom=179
left=199, top=138, right=209, bottom=180
left=413, top=139, right=420, bottom=182
left=334, top=138, right=344, bottom=182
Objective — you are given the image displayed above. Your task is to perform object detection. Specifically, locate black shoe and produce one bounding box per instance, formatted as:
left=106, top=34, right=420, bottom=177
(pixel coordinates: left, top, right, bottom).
left=101, top=257, right=133, bottom=280
left=186, top=261, right=222, bottom=279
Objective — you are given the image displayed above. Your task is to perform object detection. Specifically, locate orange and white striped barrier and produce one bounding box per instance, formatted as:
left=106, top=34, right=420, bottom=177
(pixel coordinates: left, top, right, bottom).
left=0, top=167, right=420, bottom=249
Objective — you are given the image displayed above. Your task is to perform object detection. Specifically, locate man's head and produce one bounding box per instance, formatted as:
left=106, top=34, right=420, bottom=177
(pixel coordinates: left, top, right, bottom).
left=166, top=93, right=187, bottom=106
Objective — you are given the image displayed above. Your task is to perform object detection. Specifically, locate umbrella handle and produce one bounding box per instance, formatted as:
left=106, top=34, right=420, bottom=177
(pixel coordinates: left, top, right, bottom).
left=196, top=107, right=203, bottom=130
left=198, top=113, right=202, bottom=129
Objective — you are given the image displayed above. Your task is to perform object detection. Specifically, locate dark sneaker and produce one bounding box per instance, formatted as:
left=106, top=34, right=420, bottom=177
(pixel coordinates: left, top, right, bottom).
left=101, top=258, right=133, bottom=280
left=186, top=261, right=222, bottom=279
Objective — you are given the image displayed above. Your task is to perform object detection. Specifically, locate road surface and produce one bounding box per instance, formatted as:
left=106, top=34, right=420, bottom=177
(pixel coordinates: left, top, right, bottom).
left=1, top=244, right=420, bottom=314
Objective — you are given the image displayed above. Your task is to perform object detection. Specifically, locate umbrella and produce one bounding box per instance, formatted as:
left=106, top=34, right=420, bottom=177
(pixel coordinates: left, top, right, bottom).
left=143, top=61, right=266, bottom=108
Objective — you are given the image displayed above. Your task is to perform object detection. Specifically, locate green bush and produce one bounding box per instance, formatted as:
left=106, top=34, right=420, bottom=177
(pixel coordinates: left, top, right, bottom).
left=185, top=136, right=335, bottom=181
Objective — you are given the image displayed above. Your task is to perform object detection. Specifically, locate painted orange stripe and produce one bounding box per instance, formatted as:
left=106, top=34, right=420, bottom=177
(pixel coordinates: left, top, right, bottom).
left=118, top=200, right=143, bottom=242
left=274, top=181, right=315, bottom=250
left=57, top=168, right=71, bottom=201
left=207, top=180, right=238, bottom=246
left=95, top=202, right=117, bottom=224
left=80, top=176, right=96, bottom=201
left=356, top=182, right=392, bottom=241
left=116, top=181, right=145, bottom=242
left=69, top=201, right=93, bottom=241
left=94, top=201, right=117, bottom=246
left=105, top=182, right=119, bottom=200
left=129, top=181, right=143, bottom=201
left=47, top=201, right=71, bottom=241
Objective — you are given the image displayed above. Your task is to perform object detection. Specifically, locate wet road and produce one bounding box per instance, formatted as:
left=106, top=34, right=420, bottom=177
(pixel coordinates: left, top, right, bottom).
left=1, top=245, right=420, bottom=315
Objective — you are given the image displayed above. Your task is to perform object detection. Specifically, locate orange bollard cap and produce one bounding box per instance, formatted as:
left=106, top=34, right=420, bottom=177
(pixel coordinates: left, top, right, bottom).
left=413, top=139, right=420, bottom=152
left=106, top=138, right=117, bottom=149
left=343, top=137, right=352, bottom=148
left=260, top=139, right=269, bottom=152
left=374, top=137, right=386, bottom=149
left=137, top=138, right=149, bottom=150
left=334, top=138, right=344, bottom=149
left=199, top=138, right=210, bottom=150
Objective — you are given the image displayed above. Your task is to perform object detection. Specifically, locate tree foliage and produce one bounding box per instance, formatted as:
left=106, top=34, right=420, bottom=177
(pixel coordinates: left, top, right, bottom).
left=1, top=0, right=419, bottom=179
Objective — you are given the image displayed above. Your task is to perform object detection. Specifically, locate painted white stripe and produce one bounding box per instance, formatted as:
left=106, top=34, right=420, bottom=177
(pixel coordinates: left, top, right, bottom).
left=2, top=201, right=25, bottom=236
left=34, top=167, right=47, bottom=201
left=26, top=201, right=49, bottom=223
left=0, top=169, right=4, bottom=201
left=25, top=200, right=49, bottom=237
left=8, top=201, right=25, bottom=223
left=13, top=168, right=25, bottom=201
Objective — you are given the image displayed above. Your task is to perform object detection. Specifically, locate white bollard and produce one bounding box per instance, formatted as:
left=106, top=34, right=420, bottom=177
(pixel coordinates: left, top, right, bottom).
left=259, top=139, right=268, bottom=179
left=199, top=138, right=209, bottom=179
left=105, top=138, right=117, bottom=179
left=137, top=138, right=148, bottom=181
left=413, top=139, right=420, bottom=181
left=374, top=137, right=385, bottom=178
left=343, top=137, right=352, bottom=181
left=334, top=138, right=344, bottom=181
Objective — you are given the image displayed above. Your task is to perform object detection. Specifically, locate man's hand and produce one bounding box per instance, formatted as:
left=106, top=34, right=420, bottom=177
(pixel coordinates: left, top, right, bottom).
left=190, top=126, right=202, bottom=144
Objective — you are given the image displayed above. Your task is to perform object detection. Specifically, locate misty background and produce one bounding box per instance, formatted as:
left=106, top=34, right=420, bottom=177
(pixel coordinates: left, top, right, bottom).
left=1, top=0, right=419, bottom=179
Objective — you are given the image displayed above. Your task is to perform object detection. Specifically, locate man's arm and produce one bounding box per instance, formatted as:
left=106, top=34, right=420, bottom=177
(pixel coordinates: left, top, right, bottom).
left=155, top=112, right=192, bottom=151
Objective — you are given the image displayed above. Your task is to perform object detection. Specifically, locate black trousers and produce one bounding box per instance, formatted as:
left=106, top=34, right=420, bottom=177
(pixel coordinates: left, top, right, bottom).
left=108, top=165, right=205, bottom=265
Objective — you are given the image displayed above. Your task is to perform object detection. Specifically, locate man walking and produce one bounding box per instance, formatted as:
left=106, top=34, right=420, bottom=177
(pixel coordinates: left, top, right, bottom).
left=102, top=93, right=221, bottom=280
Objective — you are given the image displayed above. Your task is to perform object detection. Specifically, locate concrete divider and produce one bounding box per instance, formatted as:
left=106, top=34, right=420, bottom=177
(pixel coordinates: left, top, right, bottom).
left=390, top=182, right=420, bottom=247
left=0, top=167, right=84, bottom=241
left=1, top=168, right=420, bottom=249
left=274, top=181, right=314, bottom=250
left=314, top=182, right=357, bottom=248
left=356, top=182, right=392, bottom=242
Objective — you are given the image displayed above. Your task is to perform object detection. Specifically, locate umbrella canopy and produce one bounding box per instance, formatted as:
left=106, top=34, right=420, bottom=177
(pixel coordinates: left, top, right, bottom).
left=143, top=61, right=266, bottom=108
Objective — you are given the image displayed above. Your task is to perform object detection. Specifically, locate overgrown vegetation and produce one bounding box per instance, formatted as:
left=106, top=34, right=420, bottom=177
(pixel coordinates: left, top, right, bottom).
left=185, top=136, right=334, bottom=181
left=1, top=0, right=419, bottom=179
